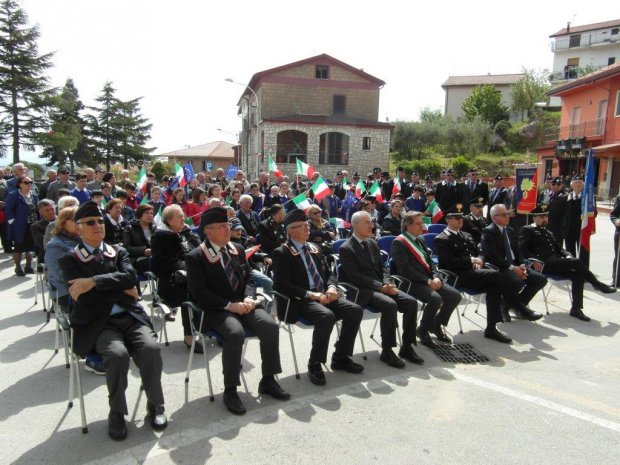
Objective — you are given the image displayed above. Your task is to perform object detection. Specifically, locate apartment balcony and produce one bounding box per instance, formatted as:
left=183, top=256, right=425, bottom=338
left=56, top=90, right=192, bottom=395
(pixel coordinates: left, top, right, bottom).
left=540, top=117, right=606, bottom=146
left=551, top=31, right=620, bottom=51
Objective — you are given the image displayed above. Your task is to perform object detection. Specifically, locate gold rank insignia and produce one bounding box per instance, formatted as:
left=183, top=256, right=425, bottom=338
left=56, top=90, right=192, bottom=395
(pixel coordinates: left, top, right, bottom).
left=456, top=203, right=463, bottom=212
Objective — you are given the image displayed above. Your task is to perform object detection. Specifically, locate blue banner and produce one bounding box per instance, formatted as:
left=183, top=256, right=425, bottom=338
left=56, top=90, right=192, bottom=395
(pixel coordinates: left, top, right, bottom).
left=225, top=164, right=239, bottom=180
left=183, top=162, right=195, bottom=182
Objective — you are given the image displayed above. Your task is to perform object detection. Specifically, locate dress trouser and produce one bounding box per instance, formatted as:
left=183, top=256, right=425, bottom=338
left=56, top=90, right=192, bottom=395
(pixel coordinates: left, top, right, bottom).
left=408, top=281, right=462, bottom=329
left=300, top=297, right=363, bottom=363
left=95, top=313, right=164, bottom=415
left=543, top=256, right=602, bottom=309
left=498, top=268, right=548, bottom=309
left=366, top=290, right=418, bottom=348
left=612, top=229, right=619, bottom=287
left=454, top=269, right=505, bottom=327
left=214, top=308, right=281, bottom=388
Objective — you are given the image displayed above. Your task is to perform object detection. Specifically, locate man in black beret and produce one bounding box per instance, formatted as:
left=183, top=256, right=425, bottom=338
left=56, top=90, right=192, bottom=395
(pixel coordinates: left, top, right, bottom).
left=272, top=210, right=364, bottom=385
left=58, top=201, right=167, bottom=440
left=186, top=207, right=289, bottom=415
left=435, top=169, right=466, bottom=221
left=258, top=204, right=287, bottom=255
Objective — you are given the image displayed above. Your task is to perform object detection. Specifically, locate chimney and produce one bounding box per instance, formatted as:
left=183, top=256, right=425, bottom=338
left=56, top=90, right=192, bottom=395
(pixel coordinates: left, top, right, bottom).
left=566, top=21, right=571, bottom=33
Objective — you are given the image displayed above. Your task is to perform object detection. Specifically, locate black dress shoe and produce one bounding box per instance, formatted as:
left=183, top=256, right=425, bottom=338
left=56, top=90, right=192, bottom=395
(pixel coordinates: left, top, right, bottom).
left=185, top=339, right=204, bottom=354
left=108, top=411, right=127, bottom=441
left=14, top=266, right=25, bottom=277
left=484, top=327, right=512, bottom=344
left=515, top=305, right=543, bottom=322
left=433, top=325, right=452, bottom=344
left=381, top=349, right=406, bottom=368
left=223, top=390, right=246, bottom=415
left=596, top=283, right=617, bottom=294
left=500, top=303, right=512, bottom=322
left=331, top=355, right=364, bottom=374
left=24, top=266, right=35, bottom=274
left=307, top=362, right=326, bottom=385
left=146, top=403, right=168, bottom=431
left=164, top=313, right=176, bottom=322
left=570, top=308, right=591, bottom=322
left=416, top=328, right=436, bottom=348
left=398, top=345, right=424, bottom=365
left=258, top=376, right=291, bottom=400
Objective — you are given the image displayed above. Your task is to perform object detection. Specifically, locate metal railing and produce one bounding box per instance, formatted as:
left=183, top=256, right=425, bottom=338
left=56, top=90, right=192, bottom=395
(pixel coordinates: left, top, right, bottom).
left=319, top=150, right=349, bottom=165
left=563, top=117, right=606, bottom=139
left=551, top=31, right=620, bottom=51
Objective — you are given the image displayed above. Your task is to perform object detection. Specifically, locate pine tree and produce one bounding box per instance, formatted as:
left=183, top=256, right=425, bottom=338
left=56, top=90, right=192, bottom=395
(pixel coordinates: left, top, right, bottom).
left=89, top=81, right=125, bottom=170
left=117, top=97, right=155, bottom=168
left=0, top=0, right=55, bottom=163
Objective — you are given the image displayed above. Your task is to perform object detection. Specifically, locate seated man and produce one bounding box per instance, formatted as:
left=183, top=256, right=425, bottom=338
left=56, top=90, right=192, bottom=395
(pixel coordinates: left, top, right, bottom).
left=518, top=204, right=616, bottom=322
left=481, top=204, right=547, bottom=322
left=257, top=204, right=287, bottom=255
left=30, top=199, right=56, bottom=266
left=58, top=201, right=166, bottom=441
left=272, top=210, right=364, bottom=386
left=434, top=204, right=513, bottom=343
left=339, top=211, right=422, bottom=366
left=185, top=207, right=289, bottom=415
left=391, top=211, right=462, bottom=346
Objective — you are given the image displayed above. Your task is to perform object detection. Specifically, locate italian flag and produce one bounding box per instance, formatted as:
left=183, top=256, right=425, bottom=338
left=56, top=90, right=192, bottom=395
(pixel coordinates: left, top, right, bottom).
left=342, top=176, right=350, bottom=189
left=311, top=177, right=330, bottom=202
left=355, top=179, right=366, bottom=199
left=268, top=156, right=282, bottom=178
left=428, top=200, right=444, bottom=223
left=291, top=192, right=312, bottom=211
left=392, top=177, right=401, bottom=195
left=245, top=244, right=261, bottom=260
left=136, top=166, right=147, bottom=193
left=174, top=162, right=187, bottom=187
left=139, top=195, right=148, bottom=205
left=296, top=159, right=315, bottom=179
left=368, top=180, right=383, bottom=203
left=154, top=206, right=163, bottom=227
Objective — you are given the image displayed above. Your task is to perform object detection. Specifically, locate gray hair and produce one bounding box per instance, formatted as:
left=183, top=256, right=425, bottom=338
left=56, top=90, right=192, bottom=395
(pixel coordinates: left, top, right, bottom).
left=58, top=196, right=79, bottom=210
left=162, top=204, right=183, bottom=224
left=489, top=204, right=506, bottom=217
left=239, top=194, right=253, bottom=204
left=401, top=211, right=424, bottom=233
left=37, top=199, right=55, bottom=210
left=351, top=210, right=370, bottom=226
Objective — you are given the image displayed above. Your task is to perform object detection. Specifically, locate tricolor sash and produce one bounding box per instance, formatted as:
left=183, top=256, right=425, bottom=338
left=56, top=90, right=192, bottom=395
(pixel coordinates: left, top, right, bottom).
left=395, top=232, right=431, bottom=273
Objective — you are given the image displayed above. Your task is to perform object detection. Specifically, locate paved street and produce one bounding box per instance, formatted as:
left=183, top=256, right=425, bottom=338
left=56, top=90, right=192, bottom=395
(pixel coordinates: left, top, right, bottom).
left=1, top=215, right=619, bottom=465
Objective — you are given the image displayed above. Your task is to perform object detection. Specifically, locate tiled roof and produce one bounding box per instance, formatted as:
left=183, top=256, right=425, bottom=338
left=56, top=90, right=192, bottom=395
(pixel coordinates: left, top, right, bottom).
left=263, top=114, right=393, bottom=129
left=442, top=74, right=526, bottom=87
left=550, top=19, right=620, bottom=37
left=159, top=141, right=235, bottom=159
left=548, top=61, right=620, bottom=95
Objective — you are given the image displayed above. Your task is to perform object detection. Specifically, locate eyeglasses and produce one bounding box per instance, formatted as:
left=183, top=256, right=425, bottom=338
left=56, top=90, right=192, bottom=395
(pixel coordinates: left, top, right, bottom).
left=207, top=224, right=231, bottom=230
left=21, top=181, right=34, bottom=185
left=494, top=213, right=510, bottom=217
left=77, top=218, right=105, bottom=226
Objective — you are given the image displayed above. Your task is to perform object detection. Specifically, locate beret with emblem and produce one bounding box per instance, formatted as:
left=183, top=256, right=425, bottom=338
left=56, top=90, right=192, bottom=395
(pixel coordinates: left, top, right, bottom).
left=530, top=203, right=550, bottom=216
left=75, top=200, right=103, bottom=222
left=445, top=203, right=464, bottom=218
left=551, top=177, right=563, bottom=186
left=469, top=197, right=485, bottom=207
left=283, top=209, right=307, bottom=228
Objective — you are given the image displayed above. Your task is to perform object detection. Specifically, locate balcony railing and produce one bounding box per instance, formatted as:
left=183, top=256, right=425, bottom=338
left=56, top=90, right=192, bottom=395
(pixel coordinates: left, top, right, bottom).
left=551, top=32, right=619, bottom=51
left=560, top=117, right=606, bottom=139
left=319, top=150, right=349, bottom=165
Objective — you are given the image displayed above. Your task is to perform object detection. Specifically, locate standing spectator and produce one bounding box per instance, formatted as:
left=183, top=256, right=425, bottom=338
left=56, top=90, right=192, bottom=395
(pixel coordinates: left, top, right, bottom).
left=0, top=176, right=10, bottom=253
left=38, top=169, right=57, bottom=200
left=70, top=173, right=91, bottom=204
left=563, top=175, right=595, bottom=265
left=87, top=167, right=105, bottom=191
left=6, top=163, right=28, bottom=193
left=5, top=176, right=39, bottom=275
left=462, top=168, right=489, bottom=212
left=46, top=166, right=76, bottom=204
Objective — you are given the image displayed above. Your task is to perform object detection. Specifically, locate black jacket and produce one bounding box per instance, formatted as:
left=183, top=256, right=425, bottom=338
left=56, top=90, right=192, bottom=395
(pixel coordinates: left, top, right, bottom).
left=518, top=224, right=570, bottom=262
left=480, top=223, right=520, bottom=269
left=257, top=217, right=286, bottom=255
left=390, top=235, right=434, bottom=283
left=435, top=230, right=480, bottom=273
left=122, top=221, right=155, bottom=262
left=381, top=214, right=402, bottom=236
left=237, top=209, right=260, bottom=237
left=104, top=215, right=128, bottom=246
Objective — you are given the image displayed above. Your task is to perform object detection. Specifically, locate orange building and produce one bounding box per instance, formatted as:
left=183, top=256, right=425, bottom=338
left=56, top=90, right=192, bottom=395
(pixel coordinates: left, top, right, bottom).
left=537, top=62, right=620, bottom=199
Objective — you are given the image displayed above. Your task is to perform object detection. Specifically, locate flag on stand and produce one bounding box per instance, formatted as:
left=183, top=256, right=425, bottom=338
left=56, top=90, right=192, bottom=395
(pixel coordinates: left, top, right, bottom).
left=136, top=166, right=147, bottom=193
left=367, top=180, right=383, bottom=203
left=391, top=177, right=401, bottom=196
left=296, top=159, right=315, bottom=179
left=427, top=200, right=444, bottom=223
left=153, top=206, right=163, bottom=227
left=311, top=177, right=330, bottom=202
left=580, top=149, right=596, bottom=254
left=291, top=192, right=312, bottom=211
left=268, top=156, right=282, bottom=178
left=355, top=179, right=366, bottom=199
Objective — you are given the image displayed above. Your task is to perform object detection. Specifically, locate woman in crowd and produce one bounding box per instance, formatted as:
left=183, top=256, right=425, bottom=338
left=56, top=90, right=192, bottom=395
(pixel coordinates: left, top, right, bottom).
left=100, top=182, right=112, bottom=202
left=151, top=204, right=202, bottom=351
left=381, top=199, right=404, bottom=236
left=228, top=188, right=241, bottom=211
left=148, top=185, right=166, bottom=216
left=123, top=204, right=156, bottom=274
left=307, top=204, right=336, bottom=255
left=184, top=187, right=207, bottom=227
left=170, top=187, right=191, bottom=218
left=104, top=198, right=129, bottom=245
left=5, top=176, right=39, bottom=275
left=207, top=184, right=223, bottom=203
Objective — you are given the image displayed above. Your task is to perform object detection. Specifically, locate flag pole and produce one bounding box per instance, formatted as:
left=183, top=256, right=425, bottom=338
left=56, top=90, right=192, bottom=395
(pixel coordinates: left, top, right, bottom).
left=615, top=231, right=620, bottom=286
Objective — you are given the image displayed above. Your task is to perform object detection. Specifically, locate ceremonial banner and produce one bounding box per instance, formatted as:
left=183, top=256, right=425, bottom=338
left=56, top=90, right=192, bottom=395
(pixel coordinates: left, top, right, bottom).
left=580, top=149, right=596, bottom=254
left=515, top=167, right=538, bottom=214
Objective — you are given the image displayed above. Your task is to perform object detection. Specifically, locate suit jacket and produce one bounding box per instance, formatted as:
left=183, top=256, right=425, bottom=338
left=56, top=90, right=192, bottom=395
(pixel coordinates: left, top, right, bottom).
left=546, top=192, right=566, bottom=238
left=434, top=230, right=480, bottom=273
left=272, top=241, right=337, bottom=322
left=518, top=224, right=570, bottom=262
left=563, top=193, right=597, bottom=241
left=461, top=214, right=489, bottom=245
left=435, top=181, right=465, bottom=212
left=257, top=217, right=286, bottom=255
left=487, top=187, right=507, bottom=214
left=463, top=180, right=489, bottom=209
left=237, top=209, right=260, bottom=237
left=390, top=235, right=434, bottom=284
left=122, top=221, right=155, bottom=261
left=480, top=223, right=520, bottom=270
left=185, top=240, right=253, bottom=330
left=58, top=242, right=148, bottom=357
left=338, top=236, right=385, bottom=306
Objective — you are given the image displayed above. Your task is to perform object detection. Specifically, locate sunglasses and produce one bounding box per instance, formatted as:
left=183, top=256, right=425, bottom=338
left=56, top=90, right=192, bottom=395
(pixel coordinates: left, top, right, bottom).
left=78, top=218, right=105, bottom=226
left=21, top=181, right=34, bottom=185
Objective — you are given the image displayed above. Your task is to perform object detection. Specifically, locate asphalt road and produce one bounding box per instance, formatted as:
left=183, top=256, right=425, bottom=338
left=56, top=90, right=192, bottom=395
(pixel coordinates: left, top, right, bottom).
left=1, top=215, right=618, bottom=465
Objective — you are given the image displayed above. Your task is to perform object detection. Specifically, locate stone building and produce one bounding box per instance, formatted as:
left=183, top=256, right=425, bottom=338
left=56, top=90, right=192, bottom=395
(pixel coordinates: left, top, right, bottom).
left=233, top=53, right=393, bottom=181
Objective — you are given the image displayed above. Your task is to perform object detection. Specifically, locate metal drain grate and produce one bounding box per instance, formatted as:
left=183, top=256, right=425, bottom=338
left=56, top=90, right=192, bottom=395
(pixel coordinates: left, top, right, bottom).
left=430, top=343, right=489, bottom=364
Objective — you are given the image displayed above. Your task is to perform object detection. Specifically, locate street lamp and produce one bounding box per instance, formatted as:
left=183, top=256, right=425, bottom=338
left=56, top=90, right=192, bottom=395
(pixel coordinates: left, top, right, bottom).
left=225, top=77, right=261, bottom=180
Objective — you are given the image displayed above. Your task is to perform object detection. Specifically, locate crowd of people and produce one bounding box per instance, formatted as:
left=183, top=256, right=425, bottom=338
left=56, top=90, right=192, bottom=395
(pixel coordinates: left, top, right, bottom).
left=0, top=160, right=618, bottom=441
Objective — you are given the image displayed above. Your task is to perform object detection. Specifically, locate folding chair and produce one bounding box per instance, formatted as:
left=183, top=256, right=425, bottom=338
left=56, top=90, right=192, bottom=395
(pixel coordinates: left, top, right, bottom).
left=145, top=271, right=171, bottom=346
left=47, top=282, right=70, bottom=368
left=439, top=268, right=491, bottom=334
left=421, top=233, right=439, bottom=265
left=34, top=258, right=48, bottom=318
left=377, top=235, right=396, bottom=258
left=525, top=258, right=572, bottom=315
left=427, top=224, right=447, bottom=234
left=183, top=298, right=264, bottom=400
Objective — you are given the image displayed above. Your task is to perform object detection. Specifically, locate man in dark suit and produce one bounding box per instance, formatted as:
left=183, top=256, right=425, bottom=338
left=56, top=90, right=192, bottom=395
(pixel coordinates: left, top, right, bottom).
left=434, top=204, right=513, bottom=343
left=562, top=175, right=597, bottom=265
left=339, top=211, right=422, bottom=366
left=272, top=210, right=364, bottom=385
left=58, top=201, right=167, bottom=441
left=544, top=177, right=567, bottom=248
left=257, top=204, right=287, bottom=255
left=503, top=184, right=527, bottom=236
left=186, top=207, right=287, bottom=406
left=237, top=194, right=261, bottom=238
left=462, top=197, right=489, bottom=245
left=487, top=175, right=507, bottom=219
left=435, top=169, right=465, bottom=221
left=185, top=208, right=289, bottom=415
left=391, top=211, right=461, bottom=345
left=481, top=204, right=546, bottom=322
left=30, top=199, right=56, bottom=266
left=518, top=204, right=616, bottom=321
left=463, top=168, right=489, bottom=213
left=333, top=171, right=347, bottom=200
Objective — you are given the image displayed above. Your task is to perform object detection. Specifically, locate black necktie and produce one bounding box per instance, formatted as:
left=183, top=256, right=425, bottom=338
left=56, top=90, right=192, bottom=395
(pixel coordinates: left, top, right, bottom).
left=302, top=245, right=324, bottom=293
left=93, top=247, right=104, bottom=264
left=221, top=249, right=241, bottom=290
left=502, top=229, right=513, bottom=264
